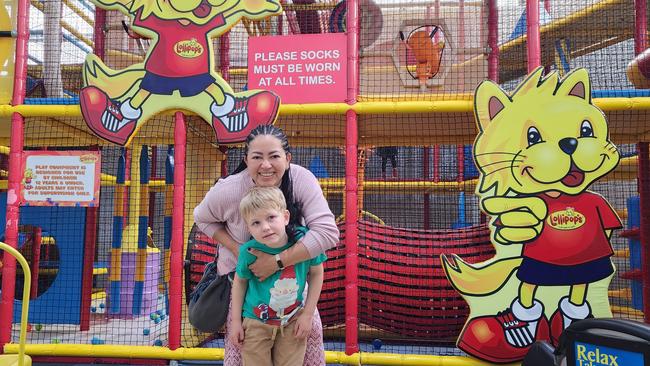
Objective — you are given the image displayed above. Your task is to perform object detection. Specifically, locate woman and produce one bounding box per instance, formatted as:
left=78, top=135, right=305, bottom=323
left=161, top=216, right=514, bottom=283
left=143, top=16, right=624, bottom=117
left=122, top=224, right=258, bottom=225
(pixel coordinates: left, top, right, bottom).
left=194, top=125, right=339, bottom=365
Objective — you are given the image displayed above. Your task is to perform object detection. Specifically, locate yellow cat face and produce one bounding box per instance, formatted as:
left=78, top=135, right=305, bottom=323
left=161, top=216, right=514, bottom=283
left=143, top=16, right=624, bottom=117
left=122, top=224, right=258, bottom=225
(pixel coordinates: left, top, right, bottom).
left=473, top=68, right=619, bottom=197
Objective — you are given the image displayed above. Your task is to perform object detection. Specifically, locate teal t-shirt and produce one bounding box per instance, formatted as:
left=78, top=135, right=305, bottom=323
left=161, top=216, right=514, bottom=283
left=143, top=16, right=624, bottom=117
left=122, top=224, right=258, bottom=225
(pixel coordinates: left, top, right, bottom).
left=236, top=227, right=327, bottom=322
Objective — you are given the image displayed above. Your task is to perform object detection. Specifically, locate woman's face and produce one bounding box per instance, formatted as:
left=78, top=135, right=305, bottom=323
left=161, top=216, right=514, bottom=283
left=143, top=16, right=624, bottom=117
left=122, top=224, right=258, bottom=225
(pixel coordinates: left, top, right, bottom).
left=245, top=135, right=291, bottom=187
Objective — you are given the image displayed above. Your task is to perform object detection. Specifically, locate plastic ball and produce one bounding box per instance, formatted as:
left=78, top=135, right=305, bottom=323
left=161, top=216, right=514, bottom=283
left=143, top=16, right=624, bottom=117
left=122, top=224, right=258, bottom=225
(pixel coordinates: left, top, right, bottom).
left=372, top=338, right=382, bottom=350
left=153, top=317, right=161, bottom=324
left=150, top=313, right=159, bottom=320
left=51, top=338, right=60, bottom=344
left=91, top=337, right=105, bottom=345
left=91, top=306, right=97, bottom=313
left=143, top=328, right=150, bottom=336
left=99, top=303, right=105, bottom=309
left=153, top=339, right=163, bottom=346
left=26, top=324, right=32, bottom=332
left=155, top=309, right=164, bottom=316
left=35, top=324, right=43, bottom=331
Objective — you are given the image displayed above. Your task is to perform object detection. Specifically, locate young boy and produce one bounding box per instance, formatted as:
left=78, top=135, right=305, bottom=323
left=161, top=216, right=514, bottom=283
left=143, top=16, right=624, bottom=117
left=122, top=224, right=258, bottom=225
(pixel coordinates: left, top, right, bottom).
left=229, top=186, right=326, bottom=366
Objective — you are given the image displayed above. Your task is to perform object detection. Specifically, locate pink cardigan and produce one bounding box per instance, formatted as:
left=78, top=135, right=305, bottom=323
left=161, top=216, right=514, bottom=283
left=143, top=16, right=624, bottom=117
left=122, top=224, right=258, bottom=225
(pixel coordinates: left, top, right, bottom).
left=193, top=164, right=339, bottom=274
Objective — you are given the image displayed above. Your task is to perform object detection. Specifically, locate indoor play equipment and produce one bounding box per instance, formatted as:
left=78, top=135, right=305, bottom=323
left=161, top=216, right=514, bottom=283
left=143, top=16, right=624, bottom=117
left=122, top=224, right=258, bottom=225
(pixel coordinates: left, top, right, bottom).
left=0, top=0, right=649, bottom=365
left=0, top=242, right=32, bottom=366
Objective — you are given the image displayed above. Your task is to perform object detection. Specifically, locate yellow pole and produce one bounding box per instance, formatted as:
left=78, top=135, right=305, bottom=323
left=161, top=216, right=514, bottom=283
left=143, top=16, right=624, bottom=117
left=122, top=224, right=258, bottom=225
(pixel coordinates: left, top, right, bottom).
left=3, top=344, right=515, bottom=365
left=6, top=98, right=650, bottom=117
left=0, top=242, right=33, bottom=366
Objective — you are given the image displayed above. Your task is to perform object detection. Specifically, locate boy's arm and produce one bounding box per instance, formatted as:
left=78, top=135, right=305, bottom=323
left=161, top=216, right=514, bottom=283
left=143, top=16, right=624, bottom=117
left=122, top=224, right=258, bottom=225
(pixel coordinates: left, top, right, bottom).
left=231, top=274, right=248, bottom=322
left=294, top=263, right=324, bottom=339
left=228, top=274, right=248, bottom=345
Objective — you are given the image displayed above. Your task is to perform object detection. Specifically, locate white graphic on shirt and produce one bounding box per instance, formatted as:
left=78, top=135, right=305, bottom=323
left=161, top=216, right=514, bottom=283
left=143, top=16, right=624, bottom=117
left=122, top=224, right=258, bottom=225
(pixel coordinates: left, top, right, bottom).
left=269, top=277, right=299, bottom=317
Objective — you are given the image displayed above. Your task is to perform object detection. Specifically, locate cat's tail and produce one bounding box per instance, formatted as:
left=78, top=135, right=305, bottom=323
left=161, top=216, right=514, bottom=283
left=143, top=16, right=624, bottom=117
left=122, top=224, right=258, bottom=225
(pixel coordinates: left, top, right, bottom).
left=441, top=254, right=522, bottom=296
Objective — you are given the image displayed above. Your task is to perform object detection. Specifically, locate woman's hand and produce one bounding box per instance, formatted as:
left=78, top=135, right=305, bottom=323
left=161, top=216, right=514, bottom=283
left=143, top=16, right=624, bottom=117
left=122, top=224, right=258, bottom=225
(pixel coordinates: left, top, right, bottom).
left=247, top=249, right=278, bottom=281
left=228, top=320, right=245, bottom=346
left=293, top=312, right=313, bottom=339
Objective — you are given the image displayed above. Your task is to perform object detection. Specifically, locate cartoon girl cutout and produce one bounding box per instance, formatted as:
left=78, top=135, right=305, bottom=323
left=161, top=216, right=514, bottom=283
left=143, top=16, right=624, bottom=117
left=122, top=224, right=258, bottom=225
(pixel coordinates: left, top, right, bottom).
left=80, top=0, right=282, bottom=145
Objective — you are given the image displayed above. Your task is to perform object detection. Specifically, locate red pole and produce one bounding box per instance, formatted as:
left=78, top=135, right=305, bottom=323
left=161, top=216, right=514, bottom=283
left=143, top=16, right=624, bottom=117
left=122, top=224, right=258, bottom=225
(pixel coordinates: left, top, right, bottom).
left=168, top=112, right=187, bottom=349
left=345, top=0, right=359, bottom=354
left=458, top=0, right=465, bottom=60
left=93, top=9, right=106, bottom=60
left=526, top=0, right=541, bottom=71
left=80, top=144, right=100, bottom=330
left=487, top=0, right=499, bottom=82
left=80, top=205, right=98, bottom=331
left=423, top=147, right=430, bottom=230
left=637, top=142, right=650, bottom=323
left=635, top=0, right=647, bottom=55
left=0, top=0, right=29, bottom=348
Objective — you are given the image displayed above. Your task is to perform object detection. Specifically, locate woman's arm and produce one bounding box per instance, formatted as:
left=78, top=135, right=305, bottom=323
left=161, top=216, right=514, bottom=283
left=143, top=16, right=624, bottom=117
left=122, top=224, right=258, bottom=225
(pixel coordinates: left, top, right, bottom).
left=294, top=263, right=324, bottom=339
left=194, top=177, right=246, bottom=257
left=247, top=241, right=310, bottom=281
left=213, top=228, right=241, bottom=258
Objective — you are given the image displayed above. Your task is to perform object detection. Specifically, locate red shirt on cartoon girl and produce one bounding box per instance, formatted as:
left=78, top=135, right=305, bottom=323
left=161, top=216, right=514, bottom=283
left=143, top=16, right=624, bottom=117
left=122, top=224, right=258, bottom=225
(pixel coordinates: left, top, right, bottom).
left=133, top=11, right=225, bottom=77
left=522, top=191, right=622, bottom=266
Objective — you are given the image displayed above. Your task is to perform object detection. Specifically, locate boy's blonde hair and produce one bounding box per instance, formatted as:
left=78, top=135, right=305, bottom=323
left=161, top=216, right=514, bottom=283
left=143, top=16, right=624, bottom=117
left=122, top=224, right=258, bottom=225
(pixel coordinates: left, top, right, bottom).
left=239, top=186, right=287, bottom=221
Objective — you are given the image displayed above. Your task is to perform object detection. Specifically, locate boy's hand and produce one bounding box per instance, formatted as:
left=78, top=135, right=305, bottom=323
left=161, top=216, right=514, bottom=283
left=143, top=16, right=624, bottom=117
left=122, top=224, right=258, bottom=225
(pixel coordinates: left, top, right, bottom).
left=293, top=312, right=313, bottom=339
left=228, top=321, right=245, bottom=346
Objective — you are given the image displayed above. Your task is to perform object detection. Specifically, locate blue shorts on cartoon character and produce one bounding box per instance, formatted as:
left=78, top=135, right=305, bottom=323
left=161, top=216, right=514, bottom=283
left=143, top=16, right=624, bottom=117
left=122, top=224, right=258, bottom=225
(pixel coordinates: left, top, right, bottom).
left=441, top=68, right=622, bottom=364
left=79, top=0, right=282, bottom=146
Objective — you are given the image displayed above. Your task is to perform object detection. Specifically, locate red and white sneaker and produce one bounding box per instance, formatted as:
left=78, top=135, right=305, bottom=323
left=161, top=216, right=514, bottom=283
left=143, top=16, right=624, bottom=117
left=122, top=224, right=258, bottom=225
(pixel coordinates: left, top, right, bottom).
left=550, top=297, right=591, bottom=347
left=210, top=91, right=280, bottom=144
left=80, top=86, right=140, bottom=145
left=457, top=299, right=549, bottom=363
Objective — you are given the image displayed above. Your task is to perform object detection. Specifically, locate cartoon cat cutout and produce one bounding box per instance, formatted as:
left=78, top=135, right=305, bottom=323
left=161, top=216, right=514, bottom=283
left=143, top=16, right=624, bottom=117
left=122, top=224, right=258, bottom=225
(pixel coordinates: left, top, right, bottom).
left=442, top=68, right=622, bottom=363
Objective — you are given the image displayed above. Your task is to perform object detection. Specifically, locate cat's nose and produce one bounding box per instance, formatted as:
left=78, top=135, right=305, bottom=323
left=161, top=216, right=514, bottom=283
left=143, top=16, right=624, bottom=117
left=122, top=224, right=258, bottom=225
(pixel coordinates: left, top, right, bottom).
left=559, top=137, right=578, bottom=155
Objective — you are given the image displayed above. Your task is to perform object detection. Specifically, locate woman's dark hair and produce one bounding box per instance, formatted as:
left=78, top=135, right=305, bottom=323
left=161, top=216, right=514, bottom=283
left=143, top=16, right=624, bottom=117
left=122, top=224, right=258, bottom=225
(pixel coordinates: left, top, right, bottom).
left=227, top=125, right=303, bottom=241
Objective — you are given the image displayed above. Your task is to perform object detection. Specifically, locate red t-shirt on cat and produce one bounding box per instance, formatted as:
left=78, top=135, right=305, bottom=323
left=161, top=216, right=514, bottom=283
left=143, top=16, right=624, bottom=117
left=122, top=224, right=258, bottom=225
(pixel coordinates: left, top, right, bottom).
left=522, top=191, right=622, bottom=266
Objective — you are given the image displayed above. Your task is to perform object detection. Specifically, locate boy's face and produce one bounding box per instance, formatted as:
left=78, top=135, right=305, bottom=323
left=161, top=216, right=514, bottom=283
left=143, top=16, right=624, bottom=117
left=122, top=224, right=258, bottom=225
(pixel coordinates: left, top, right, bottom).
left=245, top=207, right=290, bottom=248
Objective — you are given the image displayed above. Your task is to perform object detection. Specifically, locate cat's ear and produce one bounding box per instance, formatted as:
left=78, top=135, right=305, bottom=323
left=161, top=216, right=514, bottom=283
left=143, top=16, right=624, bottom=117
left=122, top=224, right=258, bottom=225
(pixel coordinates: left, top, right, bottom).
left=556, top=68, right=591, bottom=102
left=474, top=80, right=511, bottom=131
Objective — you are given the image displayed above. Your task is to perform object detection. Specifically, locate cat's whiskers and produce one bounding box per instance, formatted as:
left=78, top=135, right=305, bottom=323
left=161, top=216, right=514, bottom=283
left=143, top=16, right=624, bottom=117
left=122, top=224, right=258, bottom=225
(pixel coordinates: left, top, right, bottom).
left=483, top=165, right=520, bottom=177
left=475, top=152, right=526, bottom=158
left=478, top=159, right=524, bottom=171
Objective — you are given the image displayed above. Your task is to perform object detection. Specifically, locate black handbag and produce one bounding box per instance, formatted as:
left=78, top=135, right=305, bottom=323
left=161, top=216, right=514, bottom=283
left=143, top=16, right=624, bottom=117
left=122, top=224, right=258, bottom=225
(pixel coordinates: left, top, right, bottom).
left=188, top=260, right=234, bottom=333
